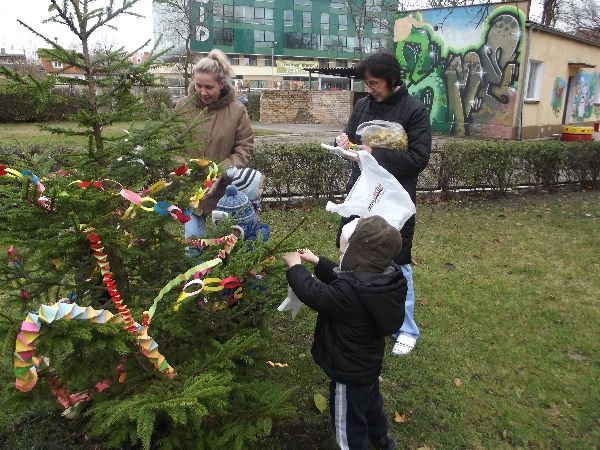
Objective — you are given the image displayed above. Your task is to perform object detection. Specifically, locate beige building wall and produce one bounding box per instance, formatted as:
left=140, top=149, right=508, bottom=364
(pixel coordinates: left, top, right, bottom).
left=518, top=29, right=600, bottom=139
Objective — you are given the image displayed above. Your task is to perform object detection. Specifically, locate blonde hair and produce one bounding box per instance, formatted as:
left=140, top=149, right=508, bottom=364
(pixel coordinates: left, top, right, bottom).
left=193, top=49, right=234, bottom=84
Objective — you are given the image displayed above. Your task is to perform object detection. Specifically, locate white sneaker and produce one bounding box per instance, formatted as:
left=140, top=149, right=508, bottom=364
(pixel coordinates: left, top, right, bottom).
left=391, top=335, right=416, bottom=356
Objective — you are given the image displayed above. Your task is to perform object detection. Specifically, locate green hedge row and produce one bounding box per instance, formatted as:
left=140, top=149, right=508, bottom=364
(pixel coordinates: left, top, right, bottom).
left=253, top=140, right=599, bottom=205
left=251, top=143, right=351, bottom=202
left=424, top=139, right=600, bottom=198
left=0, top=88, right=173, bottom=122
left=0, top=89, right=82, bottom=122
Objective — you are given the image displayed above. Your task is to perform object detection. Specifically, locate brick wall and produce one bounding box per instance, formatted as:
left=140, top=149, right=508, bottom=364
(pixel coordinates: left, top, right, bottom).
left=260, top=90, right=353, bottom=124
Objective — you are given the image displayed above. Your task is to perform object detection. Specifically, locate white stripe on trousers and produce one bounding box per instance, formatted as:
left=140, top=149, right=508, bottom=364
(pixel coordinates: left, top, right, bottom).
left=335, top=382, right=350, bottom=450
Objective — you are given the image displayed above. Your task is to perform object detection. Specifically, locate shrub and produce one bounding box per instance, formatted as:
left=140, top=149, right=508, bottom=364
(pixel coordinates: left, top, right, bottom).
left=141, top=88, right=173, bottom=120
left=246, top=92, right=261, bottom=121
left=422, top=139, right=600, bottom=197
left=252, top=142, right=352, bottom=205
left=0, top=86, right=83, bottom=122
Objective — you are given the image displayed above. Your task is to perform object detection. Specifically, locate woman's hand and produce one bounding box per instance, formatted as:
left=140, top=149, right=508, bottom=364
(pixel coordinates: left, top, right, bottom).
left=298, top=248, right=319, bottom=265
left=283, top=252, right=302, bottom=268
left=335, top=133, right=350, bottom=150
left=204, top=176, right=221, bottom=198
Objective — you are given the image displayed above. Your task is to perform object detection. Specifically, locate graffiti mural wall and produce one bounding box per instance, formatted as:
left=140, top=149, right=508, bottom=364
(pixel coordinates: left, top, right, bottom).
left=568, top=71, right=600, bottom=123
left=551, top=77, right=567, bottom=117
left=394, top=3, right=527, bottom=137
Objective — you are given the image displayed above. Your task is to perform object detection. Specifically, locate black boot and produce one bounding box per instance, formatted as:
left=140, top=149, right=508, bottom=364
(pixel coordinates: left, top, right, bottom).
left=372, top=434, right=396, bottom=450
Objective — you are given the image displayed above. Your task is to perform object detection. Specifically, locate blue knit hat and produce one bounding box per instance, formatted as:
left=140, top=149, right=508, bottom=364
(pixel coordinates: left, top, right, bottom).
left=212, top=185, right=258, bottom=239
left=226, top=167, right=264, bottom=202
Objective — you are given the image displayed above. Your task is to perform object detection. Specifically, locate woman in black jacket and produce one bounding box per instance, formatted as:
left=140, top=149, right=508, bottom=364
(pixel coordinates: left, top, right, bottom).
left=335, top=51, right=432, bottom=356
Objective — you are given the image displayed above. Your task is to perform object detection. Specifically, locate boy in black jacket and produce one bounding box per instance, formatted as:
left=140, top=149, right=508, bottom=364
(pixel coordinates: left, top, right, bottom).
left=283, top=216, right=407, bottom=450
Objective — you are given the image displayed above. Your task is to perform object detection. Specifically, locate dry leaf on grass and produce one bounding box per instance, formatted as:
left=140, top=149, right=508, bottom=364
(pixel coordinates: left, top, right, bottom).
left=394, top=411, right=408, bottom=423
left=453, top=378, right=463, bottom=387
left=314, top=393, right=328, bottom=414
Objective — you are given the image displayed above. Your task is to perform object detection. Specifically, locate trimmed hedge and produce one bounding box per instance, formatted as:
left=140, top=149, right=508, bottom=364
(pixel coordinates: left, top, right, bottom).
left=246, top=92, right=261, bottom=121
left=0, top=88, right=83, bottom=122
left=251, top=142, right=352, bottom=203
left=252, top=140, right=599, bottom=205
left=425, top=139, right=600, bottom=198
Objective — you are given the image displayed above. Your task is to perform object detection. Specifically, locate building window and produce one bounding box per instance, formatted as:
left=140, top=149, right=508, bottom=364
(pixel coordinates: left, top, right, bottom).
left=366, top=0, right=381, bottom=13
left=224, top=5, right=233, bottom=21
left=303, top=12, right=312, bottom=28
left=339, top=15, right=348, bottom=32
left=372, top=18, right=387, bottom=34
left=230, top=55, right=240, bottom=65
left=234, top=6, right=273, bottom=25
left=525, top=60, right=543, bottom=100
left=347, top=36, right=358, bottom=52
left=336, top=59, right=348, bottom=68
left=52, top=61, right=63, bottom=69
left=242, top=55, right=257, bottom=66
left=371, top=37, right=385, bottom=51
left=213, top=4, right=223, bottom=21
left=284, top=10, right=293, bottom=27
left=294, top=0, right=311, bottom=6
left=284, top=32, right=318, bottom=50
left=213, top=28, right=234, bottom=46
left=331, top=0, right=345, bottom=9
left=136, top=57, right=142, bottom=64
left=321, top=13, right=330, bottom=30
left=254, top=30, right=275, bottom=48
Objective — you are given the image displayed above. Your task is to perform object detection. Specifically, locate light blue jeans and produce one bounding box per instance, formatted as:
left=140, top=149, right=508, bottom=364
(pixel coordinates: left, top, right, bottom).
left=184, top=214, right=206, bottom=257
left=393, top=264, right=419, bottom=340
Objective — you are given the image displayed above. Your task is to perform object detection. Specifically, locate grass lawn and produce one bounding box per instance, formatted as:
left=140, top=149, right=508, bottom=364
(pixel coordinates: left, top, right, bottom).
left=0, top=188, right=597, bottom=449
left=262, top=191, right=600, bottom=449
left=0, top=121, right=284, bottom=147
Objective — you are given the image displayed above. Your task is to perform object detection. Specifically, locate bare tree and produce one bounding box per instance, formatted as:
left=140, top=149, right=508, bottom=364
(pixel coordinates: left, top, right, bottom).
left=343, top=0, right=399, bottom=58
left=562, top=0, right=600, bottom=41
left=154, top=0, right=200, bottom=90
left=540, top=0, right=562, bottom=26
left=16, top=0, right=149, bottom=151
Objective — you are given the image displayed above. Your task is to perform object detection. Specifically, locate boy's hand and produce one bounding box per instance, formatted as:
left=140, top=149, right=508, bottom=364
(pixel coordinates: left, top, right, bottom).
left=283, top=252, right=302, bottom=267
left=298, top=248, right=319, bottom=265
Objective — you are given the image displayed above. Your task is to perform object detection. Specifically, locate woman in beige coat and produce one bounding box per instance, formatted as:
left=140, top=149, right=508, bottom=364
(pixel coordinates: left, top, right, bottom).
left=175, top=49, right=254, bottom=241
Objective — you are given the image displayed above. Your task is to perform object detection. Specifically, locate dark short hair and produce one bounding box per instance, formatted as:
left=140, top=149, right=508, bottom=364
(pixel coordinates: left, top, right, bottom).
left=355, top=51, right=402, bottom=88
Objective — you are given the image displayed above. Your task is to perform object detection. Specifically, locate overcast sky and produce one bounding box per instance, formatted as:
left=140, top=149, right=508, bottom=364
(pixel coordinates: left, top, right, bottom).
left=1, top=0, right=154, bottom=56
left=1, top=0, right=545, bottom=57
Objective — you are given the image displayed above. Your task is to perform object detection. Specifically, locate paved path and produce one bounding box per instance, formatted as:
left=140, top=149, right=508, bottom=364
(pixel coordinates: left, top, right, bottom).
left=252, top=121, right=343, bottom=145
left=252, top=121, right=449, bottom=146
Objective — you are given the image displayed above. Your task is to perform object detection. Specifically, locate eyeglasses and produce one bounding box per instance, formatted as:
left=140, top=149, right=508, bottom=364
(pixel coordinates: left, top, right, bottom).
left=362, top=80, right=383, bottom=89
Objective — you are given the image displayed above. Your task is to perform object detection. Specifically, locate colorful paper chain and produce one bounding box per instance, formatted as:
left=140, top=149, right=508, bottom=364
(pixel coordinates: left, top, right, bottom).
left=0, top=165, right=51, bottom=209
left=13, top=301, right=175, bottom=394
left=81, top=225, right=137, bottom=333
left=1, top=159, right=220, bottom=224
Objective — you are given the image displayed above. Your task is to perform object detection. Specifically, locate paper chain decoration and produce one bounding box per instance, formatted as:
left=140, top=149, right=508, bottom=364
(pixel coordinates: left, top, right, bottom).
left=0, top=159, right=220, bottom=224
left=2, top=159, right=269, bottom=408
left=13, top=301, right=175, bottom=394
left=81, top=225, right=137, bottom=333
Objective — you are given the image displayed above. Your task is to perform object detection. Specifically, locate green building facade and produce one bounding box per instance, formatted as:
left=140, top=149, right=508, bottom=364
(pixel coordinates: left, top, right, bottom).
left=181, top=0, right=394, bottom=89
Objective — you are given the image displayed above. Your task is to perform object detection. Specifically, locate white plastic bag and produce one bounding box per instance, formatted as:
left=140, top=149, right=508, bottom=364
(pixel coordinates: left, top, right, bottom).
left=356, top=120, right=408, bottom=150
left=326, top=151, right=415, bottom=230
left=277, top=285, right=303, bottom=319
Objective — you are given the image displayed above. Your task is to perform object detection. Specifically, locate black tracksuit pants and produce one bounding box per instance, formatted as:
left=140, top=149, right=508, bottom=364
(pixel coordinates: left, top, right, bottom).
left=329, top=379, right=389, bottom=449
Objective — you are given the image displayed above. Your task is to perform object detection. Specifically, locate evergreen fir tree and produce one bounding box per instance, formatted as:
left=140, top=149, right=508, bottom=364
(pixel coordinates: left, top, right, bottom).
left=0, top=1, right=293, bottom=448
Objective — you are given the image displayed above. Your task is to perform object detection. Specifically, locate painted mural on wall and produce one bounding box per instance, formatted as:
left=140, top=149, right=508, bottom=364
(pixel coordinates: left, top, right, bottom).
left=551, top=77, right=567, bottom=117
left=569, top=71, right=599, bottom=123
left=394, top=4, right=526, bottom=137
